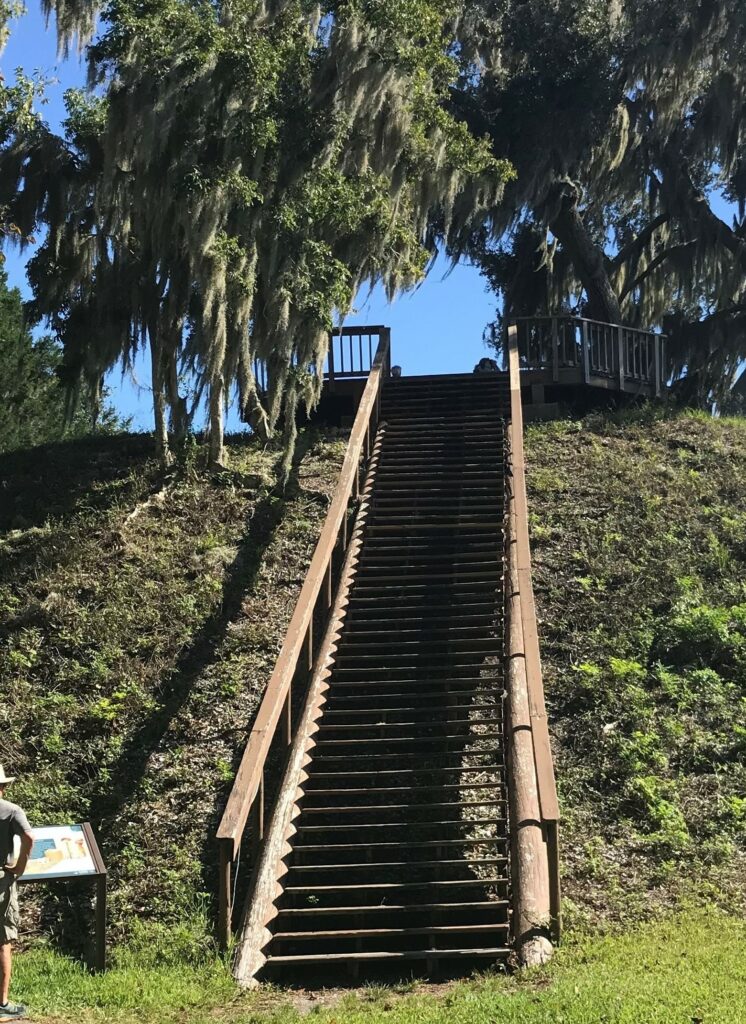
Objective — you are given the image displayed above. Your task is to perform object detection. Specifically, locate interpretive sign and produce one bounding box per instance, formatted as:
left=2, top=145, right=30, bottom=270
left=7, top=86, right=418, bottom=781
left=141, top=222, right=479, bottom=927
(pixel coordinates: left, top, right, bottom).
left=17, top=822, right=107, bottom=971
left=16, top=824, right=98, bottom=880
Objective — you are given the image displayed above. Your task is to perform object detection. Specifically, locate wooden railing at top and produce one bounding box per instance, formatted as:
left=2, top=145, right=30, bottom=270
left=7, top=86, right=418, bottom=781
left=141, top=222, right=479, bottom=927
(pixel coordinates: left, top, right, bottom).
left=252, top=326, right=390, bottom=396
left=329, top=326, right=388, bottom=384
left=506, top=324, right=561, bottom=940
left=512, top=315, right=667, bottom=395
left=216, top=327, right=391, bottom=948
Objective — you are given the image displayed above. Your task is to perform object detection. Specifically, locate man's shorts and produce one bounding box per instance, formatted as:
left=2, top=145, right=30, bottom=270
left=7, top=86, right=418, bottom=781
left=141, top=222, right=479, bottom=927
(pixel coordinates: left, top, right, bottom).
left=0, top=875, right=19, bottom=943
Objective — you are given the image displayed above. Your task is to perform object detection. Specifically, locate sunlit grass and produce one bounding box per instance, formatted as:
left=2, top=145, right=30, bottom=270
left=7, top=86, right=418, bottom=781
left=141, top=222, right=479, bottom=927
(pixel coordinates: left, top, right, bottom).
left=14, top=911, right=746, bottom=1023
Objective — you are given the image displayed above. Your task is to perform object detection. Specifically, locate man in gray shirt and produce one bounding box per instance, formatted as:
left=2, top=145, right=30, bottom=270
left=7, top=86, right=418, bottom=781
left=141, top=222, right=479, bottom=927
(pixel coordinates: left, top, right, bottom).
left=0, top=767, right=33, bottom=1021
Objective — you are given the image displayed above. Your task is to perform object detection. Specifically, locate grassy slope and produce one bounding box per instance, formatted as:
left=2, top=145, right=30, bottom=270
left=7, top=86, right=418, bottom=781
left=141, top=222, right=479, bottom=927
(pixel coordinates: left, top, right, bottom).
left=0, top=430, right=345, bottom=945
left=3, top=409, right=745, bottom=1020
left=526, top=409, right=746, bottom=926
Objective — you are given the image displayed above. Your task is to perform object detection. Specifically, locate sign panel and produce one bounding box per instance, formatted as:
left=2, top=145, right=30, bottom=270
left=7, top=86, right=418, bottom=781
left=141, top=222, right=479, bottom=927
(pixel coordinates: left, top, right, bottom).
left=15, top=824, right=98, bottom=881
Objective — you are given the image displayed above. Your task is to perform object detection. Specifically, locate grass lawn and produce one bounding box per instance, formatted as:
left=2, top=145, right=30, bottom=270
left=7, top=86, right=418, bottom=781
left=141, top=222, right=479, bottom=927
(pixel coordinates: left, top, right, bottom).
left=14, top=911, right=746, bottom=1023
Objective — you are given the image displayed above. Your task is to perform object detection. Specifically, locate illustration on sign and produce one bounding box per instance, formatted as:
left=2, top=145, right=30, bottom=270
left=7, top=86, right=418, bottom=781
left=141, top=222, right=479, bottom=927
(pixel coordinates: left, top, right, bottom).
left=15, top=824, right=98, bottom=880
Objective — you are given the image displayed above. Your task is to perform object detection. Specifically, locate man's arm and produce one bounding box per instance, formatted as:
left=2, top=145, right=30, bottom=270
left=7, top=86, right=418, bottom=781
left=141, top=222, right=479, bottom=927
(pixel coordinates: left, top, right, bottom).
left=5, top=806, right=34, bottom=879
left=7, top=832, right=34, bottom=879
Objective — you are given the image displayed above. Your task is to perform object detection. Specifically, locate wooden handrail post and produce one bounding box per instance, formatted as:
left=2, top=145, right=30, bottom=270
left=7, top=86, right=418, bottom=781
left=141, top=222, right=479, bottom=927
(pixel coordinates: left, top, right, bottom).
left=281, top=689, right=292, bottom=747
left=305, top=622, right=313, bottom=671
left=546, top=820, right=562, bottom=943
left=218, top=838, right=233, bottom=951
left=617, top=325, right=625, bottom=390
left=381, top=327, right=391, bottom=376
left=249, top=776, right=264, bottom=865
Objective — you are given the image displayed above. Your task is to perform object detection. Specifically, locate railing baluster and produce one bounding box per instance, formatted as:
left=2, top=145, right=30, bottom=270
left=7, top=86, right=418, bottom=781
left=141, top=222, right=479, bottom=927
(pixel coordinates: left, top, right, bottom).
left=654, top=335, right=661, bottom=396
left=328, top=335, right=335, bottom=389
left=551, top=318, right=559, bottom=381
left=582, top=320, right=590, bottom=383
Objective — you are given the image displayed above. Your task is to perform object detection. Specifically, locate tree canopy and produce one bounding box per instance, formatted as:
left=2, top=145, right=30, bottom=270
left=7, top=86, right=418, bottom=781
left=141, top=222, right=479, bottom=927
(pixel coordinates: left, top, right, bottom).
left=1, top=0, right=510, bottom=467
left=1, top=0, right=745, bottom=460
left=456, top=0, right=746, bottom=406
left=0, top=267, right=125, bottom=452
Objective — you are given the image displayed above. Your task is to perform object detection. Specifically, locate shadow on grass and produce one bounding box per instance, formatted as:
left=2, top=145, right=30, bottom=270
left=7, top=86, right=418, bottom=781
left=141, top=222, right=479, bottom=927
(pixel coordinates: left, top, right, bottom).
left=0, top=433, right=157, bottom=534
left=86, top=435, right=312, bottom=831
left=30, top=431, right=320, bottom=962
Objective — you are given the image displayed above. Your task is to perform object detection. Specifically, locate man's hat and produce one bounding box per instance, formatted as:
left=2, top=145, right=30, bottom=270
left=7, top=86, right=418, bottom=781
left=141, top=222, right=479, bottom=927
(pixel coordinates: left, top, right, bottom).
left=0, top=766, right=16, bottom=785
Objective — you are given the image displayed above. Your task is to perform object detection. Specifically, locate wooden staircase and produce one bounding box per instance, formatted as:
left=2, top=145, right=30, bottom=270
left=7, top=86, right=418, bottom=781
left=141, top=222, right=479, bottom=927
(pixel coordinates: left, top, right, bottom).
left=258, top=373, right=512, bottom=978
left=218, top=327, right=559, bottom=987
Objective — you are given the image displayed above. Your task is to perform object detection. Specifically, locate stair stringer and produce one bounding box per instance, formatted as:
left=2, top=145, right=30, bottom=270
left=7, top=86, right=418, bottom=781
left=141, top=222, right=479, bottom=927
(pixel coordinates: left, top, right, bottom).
left=232, top=430, right=385, bottom=987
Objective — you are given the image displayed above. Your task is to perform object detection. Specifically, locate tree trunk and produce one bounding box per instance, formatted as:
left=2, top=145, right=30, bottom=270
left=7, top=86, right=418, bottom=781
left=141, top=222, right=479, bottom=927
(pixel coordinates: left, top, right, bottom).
left=149, top=319, right=172, bottom=467
left=548, top=180, right=623, bottom=323
left=90, top=376, right=103, bottom=430
left=209, top=373, right=225, bottom=468
left=166, top=326, right=189, bottom=441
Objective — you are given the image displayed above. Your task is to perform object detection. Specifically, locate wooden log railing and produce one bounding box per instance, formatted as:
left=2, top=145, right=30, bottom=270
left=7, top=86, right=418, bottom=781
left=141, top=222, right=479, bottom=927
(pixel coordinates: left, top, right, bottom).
left=511, top=316, right=666, bottom=396
left=216, top=328, right=391, bottom=949
left=505, top=324, right=561, bottom=960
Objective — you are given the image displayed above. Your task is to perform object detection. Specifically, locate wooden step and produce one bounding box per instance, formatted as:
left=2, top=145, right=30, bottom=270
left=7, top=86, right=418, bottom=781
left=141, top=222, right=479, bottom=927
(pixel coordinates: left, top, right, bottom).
left=304, top=765, right=506, bottom=785
left=272, top=922, right=509, bottom=940
left=265, top=947, right=511, bottom=965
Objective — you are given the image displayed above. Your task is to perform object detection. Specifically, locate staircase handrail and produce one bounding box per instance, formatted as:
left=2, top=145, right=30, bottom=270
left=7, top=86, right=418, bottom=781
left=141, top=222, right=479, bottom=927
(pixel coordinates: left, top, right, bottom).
left=216, top=327, right=391, bottom=947
left=506, top=323, right=562, bottom=943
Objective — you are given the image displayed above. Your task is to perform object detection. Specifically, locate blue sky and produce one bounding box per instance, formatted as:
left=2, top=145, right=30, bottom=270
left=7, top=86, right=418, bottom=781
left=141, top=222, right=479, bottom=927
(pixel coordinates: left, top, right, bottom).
left=2, top=7, right=497, bottom=430
left=4, top=7, right=739, bottom=430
